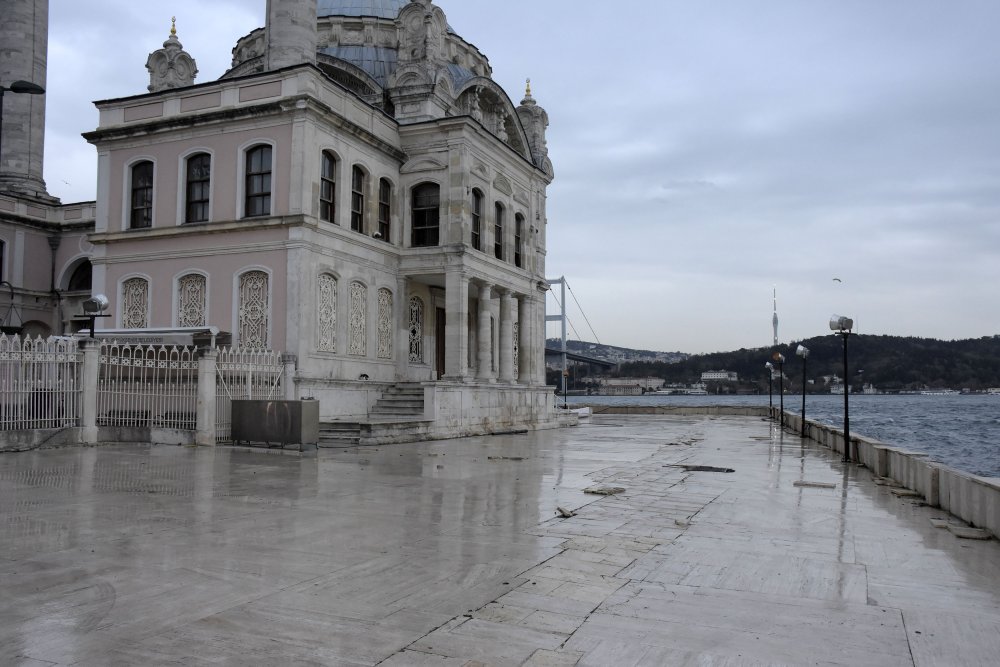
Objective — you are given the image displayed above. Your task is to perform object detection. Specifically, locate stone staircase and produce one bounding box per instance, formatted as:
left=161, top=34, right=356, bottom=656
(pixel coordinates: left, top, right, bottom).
left=318, top=384, right=427, bottom=448
left=369, top=383, right=425, bottom=418
left=318, top=422, right=362, bottom=448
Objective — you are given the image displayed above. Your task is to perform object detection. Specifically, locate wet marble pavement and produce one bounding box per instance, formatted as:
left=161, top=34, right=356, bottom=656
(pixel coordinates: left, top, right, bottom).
left=1, top=415, right=999, bottom=666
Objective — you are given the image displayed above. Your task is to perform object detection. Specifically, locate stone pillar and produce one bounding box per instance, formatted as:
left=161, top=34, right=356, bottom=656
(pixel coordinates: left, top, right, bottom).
left=0, top=0, right=51, bottom=198
left=518, top=295, right=531, bottom=384
left=499, top=291, right=514, bottom=383
left=265, top=0, right=318, bottom=71
left=477, top=282, right=493, bottom=381
left=534, top=292, right=547, bottom=385
left=444, top=269, right=468, bottom=379
left=395, top=275, right=409, bottom=377
left=80, top=338, right=99, bottom=444
left=195, top=348, right=218, bottom=446
left=281, top=353, right=297, bottom=400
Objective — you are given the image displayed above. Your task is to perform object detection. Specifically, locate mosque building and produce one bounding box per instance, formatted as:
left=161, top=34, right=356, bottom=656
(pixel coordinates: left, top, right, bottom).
left=0, top=0, right=565, bottom=436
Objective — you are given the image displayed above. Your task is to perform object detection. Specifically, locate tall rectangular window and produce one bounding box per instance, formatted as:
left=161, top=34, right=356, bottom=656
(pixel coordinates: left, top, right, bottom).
left=320, top=151, right=336, bottom=223
left=411, top=183, right=440, bottom=247
left=494, top=202, right=505, bottom=260
left=351, top=166, right=365, bottom=233
left=377, top=178, right=391, bottom=241
left=130, top=161, right=154, bottom=229
left=514, top=213, right=524, bottom=268
left=471, top=190, right=483, bottom=251
left=185, top=153, right=211, bottom=223
left=245, top=145, right=272, bottom=218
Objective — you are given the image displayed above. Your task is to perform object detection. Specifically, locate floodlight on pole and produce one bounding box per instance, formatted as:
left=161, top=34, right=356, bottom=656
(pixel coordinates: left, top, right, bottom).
left=765, top=361, right=774, bottom=414
left=830, top=315, right=854, bottom=462
left=773, top=352, right=785, bottom=428
left=796, top=344, right=810, bottom=437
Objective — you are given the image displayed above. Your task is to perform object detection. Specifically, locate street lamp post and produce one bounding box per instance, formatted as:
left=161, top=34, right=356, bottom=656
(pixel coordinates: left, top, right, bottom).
left=796, top=344, right=810, bottom=437
left=774, top=353, right=785, bottom=428
left=765, top=362, right=774, bottom=416
left=830, top=315, right=854, bottom=462
left=0, top=80, right=46, bottom=168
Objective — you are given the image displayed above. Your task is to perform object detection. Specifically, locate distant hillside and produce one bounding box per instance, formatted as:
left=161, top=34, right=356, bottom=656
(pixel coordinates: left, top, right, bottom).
left=613, top=335, right=1000, bottom=392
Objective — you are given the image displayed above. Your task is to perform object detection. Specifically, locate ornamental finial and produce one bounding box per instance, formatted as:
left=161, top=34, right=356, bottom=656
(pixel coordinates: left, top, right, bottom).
left=526, top=78, right=532, bottom=97
left=170, top=16, right=176, bottom=36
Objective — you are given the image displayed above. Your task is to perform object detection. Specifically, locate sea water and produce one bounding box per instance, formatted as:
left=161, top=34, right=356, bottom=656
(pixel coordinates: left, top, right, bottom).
left=566, top=393, right=1000, bottom=478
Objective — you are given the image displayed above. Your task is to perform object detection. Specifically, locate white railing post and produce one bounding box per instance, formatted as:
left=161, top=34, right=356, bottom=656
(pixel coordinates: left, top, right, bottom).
left=282, top=354, right=297, bottom=400
left=80, top=338, right=100, bottom=444
left=196, top=347, right=217, bottom=446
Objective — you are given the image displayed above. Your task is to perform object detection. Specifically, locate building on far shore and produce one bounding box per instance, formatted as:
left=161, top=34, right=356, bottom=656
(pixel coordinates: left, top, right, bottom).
left=701, top=370, right=738, bottom=382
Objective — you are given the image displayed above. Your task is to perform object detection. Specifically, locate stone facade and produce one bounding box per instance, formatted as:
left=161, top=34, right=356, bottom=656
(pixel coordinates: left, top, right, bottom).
left=72, top=0, right=564, bottom=434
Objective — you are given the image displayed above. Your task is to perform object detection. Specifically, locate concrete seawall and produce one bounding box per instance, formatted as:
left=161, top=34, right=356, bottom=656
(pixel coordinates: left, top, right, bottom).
left=583, top=403, right=1000, bottom=541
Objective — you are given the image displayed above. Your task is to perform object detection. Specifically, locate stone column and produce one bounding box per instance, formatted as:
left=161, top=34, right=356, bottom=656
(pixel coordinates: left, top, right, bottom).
left=265, top=0, right=317, bottom=71
left=80, top=338, right=99, bottom=444
left=477, top=282, right=493, bottom=381
left=499, top=290, right=514, bottom=383
left=534, top=292, right=547, bottom=385
left=195, top=348, right=218, bottom=446
left=281, top=353, right=297, bottom=400
left=0, top=0, right=51, bottom=198
left=444, top=269, right=468, bottom=379
left=395, top=275, right=409, bottom=377
left=518, top=294, right=531, bottom=384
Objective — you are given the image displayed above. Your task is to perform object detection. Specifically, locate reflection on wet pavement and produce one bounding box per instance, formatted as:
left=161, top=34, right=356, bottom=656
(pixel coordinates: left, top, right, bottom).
left=1, top=416, right=998, bottom=665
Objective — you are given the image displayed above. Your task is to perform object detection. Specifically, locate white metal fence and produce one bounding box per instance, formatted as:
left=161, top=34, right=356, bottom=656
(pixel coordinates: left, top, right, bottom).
left=0, top=334, right=82, bottom=430
left=97, top=342, right=199, bottom=429
left=215, top=347, right=283, bottom=442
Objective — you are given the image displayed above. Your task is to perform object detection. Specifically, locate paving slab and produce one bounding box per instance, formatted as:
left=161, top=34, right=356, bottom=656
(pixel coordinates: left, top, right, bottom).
left=2, top=415, right=1000, bottom=665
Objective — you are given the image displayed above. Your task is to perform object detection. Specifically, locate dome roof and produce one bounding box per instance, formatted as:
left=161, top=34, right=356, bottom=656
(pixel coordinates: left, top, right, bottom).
left=317, top=0, right=410, bottom=19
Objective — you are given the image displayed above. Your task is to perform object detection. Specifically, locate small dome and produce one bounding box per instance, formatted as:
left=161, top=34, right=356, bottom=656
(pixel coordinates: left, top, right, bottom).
left=317, top=0, right=410, bottom=19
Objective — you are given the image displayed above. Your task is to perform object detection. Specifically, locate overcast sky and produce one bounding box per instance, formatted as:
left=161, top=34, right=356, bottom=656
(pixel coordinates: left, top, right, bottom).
left=42, top=1, right=1000, bottom=354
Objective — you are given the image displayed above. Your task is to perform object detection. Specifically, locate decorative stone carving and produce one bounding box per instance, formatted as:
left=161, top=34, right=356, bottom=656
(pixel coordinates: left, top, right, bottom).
left=122, top=277, right=149, bottom=329
left=317, top=273, right=337, bottom=352
left=177, top=273, right=206, bottom=327
left=349, top=281, right=366, bottom=356
left=146, top=18, right=198, bottom=93
left=408, top=297, right=424, bottom=363
left=512, top=321, right=519, bottom=379
left=517, top=78, right=553, bottom=176
left=238, top=271, right=269, bottom=348
left=377, top=288, right=393, bottom=359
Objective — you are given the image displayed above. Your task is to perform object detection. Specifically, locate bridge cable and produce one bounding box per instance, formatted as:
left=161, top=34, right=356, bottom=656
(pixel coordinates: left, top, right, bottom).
left=547, top=288, right=583, bottom=342
left=565, top=280, right=602, bottom=345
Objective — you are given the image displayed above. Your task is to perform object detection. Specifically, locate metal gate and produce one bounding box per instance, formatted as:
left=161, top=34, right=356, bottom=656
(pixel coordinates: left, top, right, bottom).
left=215, top=347, right=282, bottom=442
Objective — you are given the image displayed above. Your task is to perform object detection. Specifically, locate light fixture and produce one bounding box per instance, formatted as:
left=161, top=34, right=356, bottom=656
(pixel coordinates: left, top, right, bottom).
left=76, top=293, right=111, bottom=338
left=796, top=345, right=810, bottom=437
left=829, top=315, right=854, bottom=462
left=765, top=361, right=774, bottom=412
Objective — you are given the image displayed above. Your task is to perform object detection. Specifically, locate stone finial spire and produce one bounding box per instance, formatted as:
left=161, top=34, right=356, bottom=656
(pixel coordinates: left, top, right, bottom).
left=516, top=77, right=552, bottom=176
left=145, top=18, right=198, bottom=92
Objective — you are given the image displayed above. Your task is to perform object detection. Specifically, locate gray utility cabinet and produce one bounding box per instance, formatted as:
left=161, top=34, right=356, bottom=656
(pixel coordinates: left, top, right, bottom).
left=231, top=399, right=319, bottom=449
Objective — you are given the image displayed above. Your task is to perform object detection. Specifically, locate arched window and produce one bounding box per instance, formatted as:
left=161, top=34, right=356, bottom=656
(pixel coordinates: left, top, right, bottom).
left=471, top=189, right=483, bottom=251
left=351, top=165, right=365, bottom=233
left=130, top=161, right=154, bottom=229
left=0, top=240, right=7, bottom=281
left=411, top=183, right=440, bottom=247
left=121, top=277, right=149, bottom=328
left=377, top=288, right=392, bottom=359
left=514, top=213, right=525, bottom=268
left=66, top=261, right=92, bottom=292
left=177, top=273, right=207, bottom=327
left=377, top=178, right=391, bottom=241
left=245, top=145, right=272, bottom=218
left=494, top=202, right=505, bottom=260
left=185, top=153, right=211, bottom=223
left=238, top=270, right=269, bottom=348
left=349, top=281, right=367, bottom=356
left=408, top=296, right=424, bottom=363
left=320, top=151, right=336, bottom=223
left=317, top=273, right=337, bottom=352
